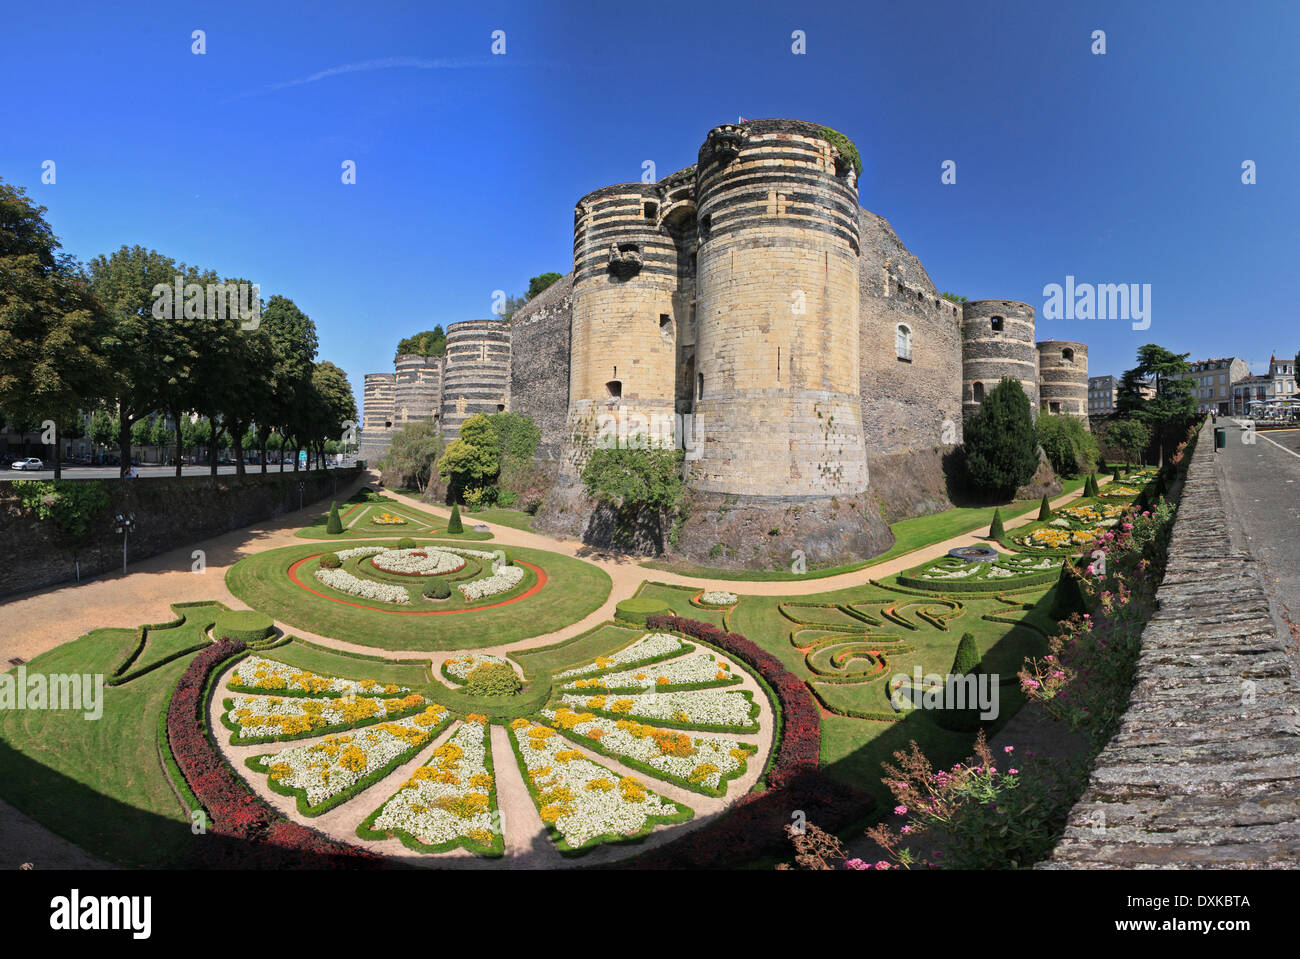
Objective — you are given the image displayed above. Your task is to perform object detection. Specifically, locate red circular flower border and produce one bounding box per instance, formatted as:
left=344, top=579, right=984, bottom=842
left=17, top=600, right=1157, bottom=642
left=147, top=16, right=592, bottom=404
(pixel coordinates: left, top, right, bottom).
left=287, top=554, right=547, bottom=615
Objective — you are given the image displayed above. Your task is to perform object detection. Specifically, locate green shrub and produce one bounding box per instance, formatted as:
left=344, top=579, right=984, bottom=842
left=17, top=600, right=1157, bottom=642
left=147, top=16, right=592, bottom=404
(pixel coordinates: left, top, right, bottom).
left=936, top=632, right=984, bottom=732
left=1037, top=495, right=1051, bottom=521
left=213, top=610, right=275, bottom=643
left=951, top=632, right=983, bottom=675
left=464, top=662, right=522, bottom=697
left=423, top=580, right=451, bottom=600
left=988, top=508, right=1005, bottom=540
left=615, top=598, right=672, bottom=625
left=325, top=501, right=343, bottom=534
left=396, top=537, right=416, bottom=550
left=1050, top=560, right=1088, bottom=620
left=319, top=552, right=341, bottom=569
left=447, top=504, right=463, bottom=534
left=1037, top=413, right=1099, bottom=478
left=963, top=378, right=1040, bottom=498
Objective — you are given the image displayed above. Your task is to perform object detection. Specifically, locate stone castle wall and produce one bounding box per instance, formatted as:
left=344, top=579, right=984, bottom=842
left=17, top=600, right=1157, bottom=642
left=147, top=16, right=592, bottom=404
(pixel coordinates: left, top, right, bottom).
left=508, top=273, right=573, bottom=461
left=961, top=299, right=1039, bottom=418
left=1036, top=339, right=1089, bottom=424
left=857, top=210, right=965, bottom=454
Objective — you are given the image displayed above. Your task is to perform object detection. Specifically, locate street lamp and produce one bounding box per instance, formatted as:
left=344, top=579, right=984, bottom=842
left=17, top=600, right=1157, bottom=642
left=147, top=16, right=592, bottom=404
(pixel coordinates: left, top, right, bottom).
left=113, top=511, right=136, bottom=576
left=297, top=481, right=305, bottom=511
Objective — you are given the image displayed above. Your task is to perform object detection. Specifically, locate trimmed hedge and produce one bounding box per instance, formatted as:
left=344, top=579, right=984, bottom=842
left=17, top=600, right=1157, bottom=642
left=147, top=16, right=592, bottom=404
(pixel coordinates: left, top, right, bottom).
left=213, top=610, right=275, bottom=644
left=615, top=597, right=672, bottom=625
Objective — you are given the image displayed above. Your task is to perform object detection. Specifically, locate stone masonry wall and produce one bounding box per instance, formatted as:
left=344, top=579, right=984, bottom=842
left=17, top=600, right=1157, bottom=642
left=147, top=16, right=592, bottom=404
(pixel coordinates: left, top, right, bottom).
left=1043, top=423, right=1300, bottom=868
left=508, top=272, right=573, bottom=461
left=0, top=468, right=362, bottom=599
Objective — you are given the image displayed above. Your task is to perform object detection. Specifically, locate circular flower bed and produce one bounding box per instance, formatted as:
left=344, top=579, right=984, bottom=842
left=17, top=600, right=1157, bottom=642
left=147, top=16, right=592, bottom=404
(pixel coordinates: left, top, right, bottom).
left=697, top=590, right=739, bottom=608
left=370, top=547, right=466, bottom=577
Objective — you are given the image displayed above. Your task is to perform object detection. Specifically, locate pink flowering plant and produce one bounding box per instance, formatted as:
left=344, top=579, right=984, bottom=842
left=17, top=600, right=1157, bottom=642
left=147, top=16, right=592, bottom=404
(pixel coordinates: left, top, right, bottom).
left=864, top=732, right=1087, bottom=870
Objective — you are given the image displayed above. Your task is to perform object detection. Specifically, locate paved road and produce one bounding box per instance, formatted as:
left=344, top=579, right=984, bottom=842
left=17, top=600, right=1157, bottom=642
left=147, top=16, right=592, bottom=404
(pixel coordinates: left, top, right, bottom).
left=0, top=462, right=356, bottom=481
left=1220, top=422, right=1300, bottom=655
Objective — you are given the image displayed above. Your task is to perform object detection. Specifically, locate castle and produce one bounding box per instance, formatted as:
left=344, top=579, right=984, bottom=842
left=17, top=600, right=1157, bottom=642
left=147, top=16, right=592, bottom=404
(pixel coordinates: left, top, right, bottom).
left=362, top=119, right=1089, bottom=566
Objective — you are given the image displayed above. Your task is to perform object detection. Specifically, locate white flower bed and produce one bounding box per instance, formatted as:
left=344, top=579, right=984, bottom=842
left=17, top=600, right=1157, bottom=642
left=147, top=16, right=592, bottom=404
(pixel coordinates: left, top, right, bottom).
left=557, top=688, right=757, bottom=730
left=459, top=564, right=524, bottom=601
left=369, top=719, right=499, bottom=850
left=315, top=566, right=411, bottom=604
left=370, top=547, right=465, bottom=576
left=564, top=653, right=734, bottom=691
left=256, top=706, right=448, bottom=808
left=511, top=720, right=685, bottom=849
left=542, top=707, right=752, bottom=791
left=699, top=590, right=738, bottom=606
left=334, top=546, right=388, bottom=560
left=920, top=563, right=979, bottom=580
left=229, top=657, right=410, bottom=697
left=226, top=692, right=426, bottom=739
left=556, top=633, right=687, bottom=680
left=443, top=652, right=510, bottom=684
left=440, top=547, right=498, bottom=560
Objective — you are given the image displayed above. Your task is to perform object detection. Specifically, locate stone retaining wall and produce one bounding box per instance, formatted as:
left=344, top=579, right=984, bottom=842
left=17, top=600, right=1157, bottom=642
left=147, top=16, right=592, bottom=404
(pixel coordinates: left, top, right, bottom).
left=0, top=468, right=362, bottom=599
left=1043, top=423, right=1300, bottom=868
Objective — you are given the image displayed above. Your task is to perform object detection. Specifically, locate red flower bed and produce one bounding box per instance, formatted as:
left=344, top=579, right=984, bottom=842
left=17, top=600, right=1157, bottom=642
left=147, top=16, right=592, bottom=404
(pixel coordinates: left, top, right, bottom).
left=166, top=638, right=384, bottom=868
left=632, top=616, right=873, bottom=868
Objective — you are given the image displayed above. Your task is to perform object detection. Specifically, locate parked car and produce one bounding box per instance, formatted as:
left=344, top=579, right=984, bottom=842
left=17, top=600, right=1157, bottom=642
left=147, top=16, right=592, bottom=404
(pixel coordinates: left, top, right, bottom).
left=10, top=457, right=44, bottom=471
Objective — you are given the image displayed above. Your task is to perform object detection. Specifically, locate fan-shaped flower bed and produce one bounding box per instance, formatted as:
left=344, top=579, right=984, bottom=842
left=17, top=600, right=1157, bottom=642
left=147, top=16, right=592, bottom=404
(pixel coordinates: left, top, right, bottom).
left=370, top=547, right=466, bottom=577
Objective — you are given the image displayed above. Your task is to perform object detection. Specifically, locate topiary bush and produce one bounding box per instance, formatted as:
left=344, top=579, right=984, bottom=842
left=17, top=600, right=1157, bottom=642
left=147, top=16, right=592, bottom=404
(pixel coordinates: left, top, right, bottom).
left=213, top=610, right=275, bottom=643
left=396, top=537, right=416, bottom=550
left=319, top=552, right=341, bottom=569
left=447, top=503, right=463, bottom=534
left=423, top=580, right=451, bottom=600
left=988, top=508, right=1005, bottom=540
left=951, top=632, right=983, bottom=675
left=1037, top=495, right=1051, bottom=521
left=1050, top=559, right=1088, bottom=620
left=615, top=597, right=672, bottom=625
left=464, top=662, right=521, bottom=697
left=325, top=501, right=343, bottom=534
left=936, top=631, right=984, bottom=732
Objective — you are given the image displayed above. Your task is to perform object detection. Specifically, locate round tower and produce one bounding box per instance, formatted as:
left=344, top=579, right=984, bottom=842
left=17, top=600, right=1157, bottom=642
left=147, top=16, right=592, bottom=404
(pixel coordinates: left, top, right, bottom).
left=1036, top=340, right=1089, bottom=426
left=440, top=320, right=509, bottom=437
left=691, top=119, right=867, bottom=497
left=564, top=180, right=691, bottom=468
left=392, top=354, right=442, bottom=430
left=960, top=300, right=1038, bottom=418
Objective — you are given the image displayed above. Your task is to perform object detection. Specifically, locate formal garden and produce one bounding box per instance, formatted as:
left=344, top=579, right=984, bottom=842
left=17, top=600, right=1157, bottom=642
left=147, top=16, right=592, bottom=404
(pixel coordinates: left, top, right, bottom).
left=0, top=427, right=1194, bottom=869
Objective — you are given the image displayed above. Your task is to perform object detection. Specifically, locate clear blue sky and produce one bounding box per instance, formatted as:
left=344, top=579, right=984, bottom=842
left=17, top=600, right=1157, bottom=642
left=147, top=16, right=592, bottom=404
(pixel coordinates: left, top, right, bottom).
left=4, top=0, right=1297, bottom=413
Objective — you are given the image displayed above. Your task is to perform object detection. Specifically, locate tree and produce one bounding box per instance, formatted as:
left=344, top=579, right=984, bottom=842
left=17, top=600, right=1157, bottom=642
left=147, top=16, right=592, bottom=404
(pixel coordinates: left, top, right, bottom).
left=1036, top=413, right=1099, bottom=477
left=580, top=447, right=684, bottom=515
left=304, top=361, right=357, bottom=469
left=1104, top=418, right=1150, bottom=467
left=1037, top=495, right=1051, bottom=521
left=526, top=273, right=563, bottom=300
left=486, top=411, right=540, bottom=464
left=89, top=245, right=188, bottom=474
left=88, top=410, right=117, bottom=453
left=438, top=438, right=499, bottom=499
left=446, top=503, right=463, bottom=534
left=380, top=418, right=444, bottom=491
left=257, top=296, right=318, bottom=473
left=0, top=180, right=112, bottom=479
left=395, top=327, right=446, bottom=359
left=988, top=508, right=1005, bottom=540
left=1121, top=344, right=1196, bottom=464
left=326, top=501, right=343, bottom=534
left=962, top=378, right=1040, bottom=499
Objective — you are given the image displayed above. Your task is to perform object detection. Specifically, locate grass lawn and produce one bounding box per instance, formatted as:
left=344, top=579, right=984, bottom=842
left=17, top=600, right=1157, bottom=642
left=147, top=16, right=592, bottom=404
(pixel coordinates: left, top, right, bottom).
left=469, top=508, right=538, bottom=531
left=0, top=630, right=198, bottom=867
left=226, top=539, right=612, bottom=651
left=295, top=498, right=492, bottom=541
left=724, top=577, right=1056, bottom=808
left=639, top=477, right=1090, bottom=581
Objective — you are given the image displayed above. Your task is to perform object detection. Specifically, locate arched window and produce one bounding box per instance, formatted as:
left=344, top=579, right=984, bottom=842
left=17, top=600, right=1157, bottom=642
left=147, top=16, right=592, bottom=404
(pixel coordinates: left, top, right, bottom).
left=606, top=380, right=622, bottom=399
left=1062, top=348, right=1074, bottom=365
left=990, top=316, right=1004, bottom=333
left=895, top=323, right=913, bottom=361
left=972, top=382, right=984, bottom=403
left=697, top=372, right=704, bottom=398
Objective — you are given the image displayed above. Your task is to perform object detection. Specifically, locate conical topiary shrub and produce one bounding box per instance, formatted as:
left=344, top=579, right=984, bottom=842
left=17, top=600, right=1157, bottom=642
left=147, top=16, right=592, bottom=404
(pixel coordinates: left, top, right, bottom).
left=989, top=508, right=1005, bottom=540
left=1038, top=494, right=1052, bottom=521
left=325, top=501, right=343, bottom=534
left=1112, top=464, right=1123, bottom=480
left=447, top=503, right=463, bottom=534
left=937, top=632, right=984, bottom=731
left=1050, top=559, right=1089, bottom=620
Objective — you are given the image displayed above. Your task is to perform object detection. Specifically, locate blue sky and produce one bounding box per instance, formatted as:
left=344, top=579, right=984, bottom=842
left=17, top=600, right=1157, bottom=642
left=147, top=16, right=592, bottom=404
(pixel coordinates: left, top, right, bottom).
left=3, top=0, right=1297, bottom=413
